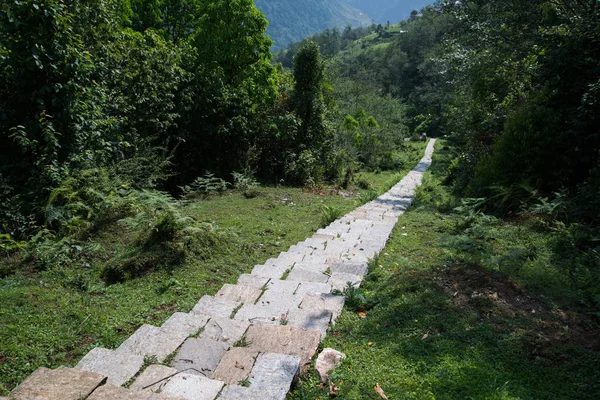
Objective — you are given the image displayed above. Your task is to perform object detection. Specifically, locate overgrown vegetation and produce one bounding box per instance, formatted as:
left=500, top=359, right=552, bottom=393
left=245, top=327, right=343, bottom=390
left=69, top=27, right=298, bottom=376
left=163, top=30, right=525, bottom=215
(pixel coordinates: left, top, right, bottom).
left=290, top=140, right=600, bottom=400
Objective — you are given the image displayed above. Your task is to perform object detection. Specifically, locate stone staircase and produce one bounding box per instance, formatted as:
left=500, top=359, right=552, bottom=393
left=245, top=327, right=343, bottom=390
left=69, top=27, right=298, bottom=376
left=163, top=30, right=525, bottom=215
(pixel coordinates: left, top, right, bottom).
left=3, top=140, right=436, bottom=400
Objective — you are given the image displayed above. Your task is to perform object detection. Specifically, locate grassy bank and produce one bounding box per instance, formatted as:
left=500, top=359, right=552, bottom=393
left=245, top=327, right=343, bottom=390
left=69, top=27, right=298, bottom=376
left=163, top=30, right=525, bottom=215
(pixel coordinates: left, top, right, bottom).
left=289, top=140, right=600, bottom=400
left=0, top=143, right=426, bottom=395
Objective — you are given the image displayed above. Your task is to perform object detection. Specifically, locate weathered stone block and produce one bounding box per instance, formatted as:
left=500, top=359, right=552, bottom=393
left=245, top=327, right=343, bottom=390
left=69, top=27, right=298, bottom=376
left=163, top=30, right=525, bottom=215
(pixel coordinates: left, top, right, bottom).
left=171, top=337, right=229, bottom=378
left=116, top=325, right=188, bottom=363
left=286, top=308, right=332, bottom=339
left=250, top=264, right=289, bottom=280
left=315, top=348, right=346, bottom=383
left=130, top=365, right=177, bottom=392
left=233, top=303, right=287, bottom=325
left=249, top=353, right=301, bottom=398
left=10, top=366, right=106, bottom=400
left=212, top=348, right=259, bottom=385
left=216, top=284, right=262, bottom=304
left=160, top=373, right=224, bottom=400
left=191, top=296, right=241, bottom=320
left=76, top=347, right=144, bottom=386
left=201, top=317, right=250, bottom=346
left=162, top=313, right=210, bottom=336
left=328, top=272, right=362, bottom=292
left=298, top=292, right=345, bottom=321
left=330, top=261, right=368, bottom=277
left=237, top=274, right=270, bottom=289
left=88, top=384, right=184, bottom=400
left=245, top=325, right=320, bottom=368
left=286, top=268, right=329, bottom=283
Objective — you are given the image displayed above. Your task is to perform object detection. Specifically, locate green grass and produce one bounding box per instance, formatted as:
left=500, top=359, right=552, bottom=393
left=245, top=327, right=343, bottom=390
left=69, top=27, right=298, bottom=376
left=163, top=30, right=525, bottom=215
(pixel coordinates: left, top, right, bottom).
left=0, top=141, right=429, bottom=395
left=289, top=140, right=600, bottom=400
left=0, top=187, right=354, bottom=394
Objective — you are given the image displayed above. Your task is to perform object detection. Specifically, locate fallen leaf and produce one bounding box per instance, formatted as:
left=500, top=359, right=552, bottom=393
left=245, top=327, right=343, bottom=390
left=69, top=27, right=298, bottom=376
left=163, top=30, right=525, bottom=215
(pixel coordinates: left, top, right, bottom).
left=329, top=381, right=340, bottom=396
left=375, top=383, right=388, bottom=399
left=421, top=333, right=429, bottom=340
left=368, top=341, right=373, bottom=346
left=358, top=312, right=367, bottom=318
left=376, top=324, right=381, bottom=329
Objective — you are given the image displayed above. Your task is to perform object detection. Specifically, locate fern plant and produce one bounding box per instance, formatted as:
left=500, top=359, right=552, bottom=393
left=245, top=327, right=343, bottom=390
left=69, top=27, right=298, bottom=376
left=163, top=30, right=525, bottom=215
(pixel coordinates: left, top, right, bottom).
left=320, top=205, right=344, bottom=228
left=179, top=173, right=230, bottom=199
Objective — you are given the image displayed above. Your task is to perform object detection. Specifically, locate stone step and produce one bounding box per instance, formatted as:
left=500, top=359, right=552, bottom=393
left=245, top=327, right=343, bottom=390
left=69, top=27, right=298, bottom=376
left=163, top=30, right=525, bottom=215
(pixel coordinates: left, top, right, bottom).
left=200, top=317, right=250, bottom=346
left=236, top=274, right=270, bottom=289
left=212, top=347, right=259, bottom=385
left=215, top=284, right=262, bottom=304
left=285, top=267, right=329, bottom=283
left=298, top=292, right=346, bottom=321
left=76, top=347, right=144, bottom=386
left=244, top=325, right=321, bottom=369
left=329, top=261, right=368, bottom=276
left=250, top=263, right=290, bottom=280
left=328, top=272, right=362, bottom=292
left=88, top=384, right=185, bottom=400
left=191, top=296, right=241, bottom=320
left=130, top=364, right=177, bottom=391
left=162, top=312, right=210, bottom=336
left=9, top=366, right=106, bottom=400
left=171, top=337, right=229, bottom=378
left=286, top=308, right=332, bottom=339
left=132, top=366, right=224, bottom=400
left=116, top=324, right=188, bottom=363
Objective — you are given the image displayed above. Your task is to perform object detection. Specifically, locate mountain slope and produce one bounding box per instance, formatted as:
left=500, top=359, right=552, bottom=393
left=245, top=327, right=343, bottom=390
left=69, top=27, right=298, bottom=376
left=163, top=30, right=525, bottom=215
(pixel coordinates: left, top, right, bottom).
left=346, top=0, right=432, bottom=23
left=254, top=0, right=371, bottom=50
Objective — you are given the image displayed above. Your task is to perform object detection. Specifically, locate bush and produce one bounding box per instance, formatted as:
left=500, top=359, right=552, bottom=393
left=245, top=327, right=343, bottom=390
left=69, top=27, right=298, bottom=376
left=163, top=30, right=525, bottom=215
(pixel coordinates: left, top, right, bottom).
left=179, top=173, right=229, bottom=199
left=232, top=171, right=260, bottom=198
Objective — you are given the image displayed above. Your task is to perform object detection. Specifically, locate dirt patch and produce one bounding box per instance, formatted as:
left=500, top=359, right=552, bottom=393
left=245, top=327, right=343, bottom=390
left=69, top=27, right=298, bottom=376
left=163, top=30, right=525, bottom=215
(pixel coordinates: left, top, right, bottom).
left=439, top=263, right=600, bottom=352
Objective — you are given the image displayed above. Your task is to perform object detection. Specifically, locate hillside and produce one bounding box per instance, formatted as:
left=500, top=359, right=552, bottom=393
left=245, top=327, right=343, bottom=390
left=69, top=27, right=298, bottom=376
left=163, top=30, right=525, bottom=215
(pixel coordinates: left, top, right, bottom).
left=254, top=0, right=371, bottom=50
left=347, top=0, right=432, bottom=23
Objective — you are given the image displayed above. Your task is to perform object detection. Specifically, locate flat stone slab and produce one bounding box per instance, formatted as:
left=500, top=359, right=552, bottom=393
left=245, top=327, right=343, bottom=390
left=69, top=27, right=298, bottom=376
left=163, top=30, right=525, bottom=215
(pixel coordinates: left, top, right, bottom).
left=328, top=272, right=362, bottom=292
left=250, top=264, right=289, bottom=280
left=160, top=373, right=224, bottom=400
left=295, top=282, right=332, bottom=298
left=162, top=313, right=210, bottom=336
left=233, top=303, right=287, bottom=325
left=88, top=384, right=184, bottom=400
left=10, top=366, right=106, bottom=400
left=212, top=347, right=259, bottom=384
left=237, top=274, right=270, bottom=289
left=216, top=284, right=262, bottom=304
left=76, top=347, right=144, bottom=386
left=201, top=317, right=249, bottom=346
left=286, top=267, right=329, bottom=283
left=245, top=325, right=321, bottom=368
left=191, top=296, right=241, bottom=319
left=131, top=365, right=177, bottom=392
left=249, top=353, right=301, bottom=398
left=287, top=308, right=332, bottom=339
left=330, top=261, right=368, bottom=276
left=257, top=280, right=301, bottom=308
left=116, top=324, right=188, bottom=363
left=315, top=348, right=346, bottom=382
left=299, top=293, right=346, bottom=321
left=290, top=260, right=329, bottom=273
left=171, top=337, right=229, bottom=377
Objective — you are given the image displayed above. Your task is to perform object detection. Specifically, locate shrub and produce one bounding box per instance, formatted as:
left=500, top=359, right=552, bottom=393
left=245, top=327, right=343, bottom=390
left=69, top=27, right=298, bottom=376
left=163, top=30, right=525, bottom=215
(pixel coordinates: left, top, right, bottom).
left=179, top=173, right=229, bottom=199
left=320, top=205, right=344, bottom=228
left=232, top=171, right=260, bottom=198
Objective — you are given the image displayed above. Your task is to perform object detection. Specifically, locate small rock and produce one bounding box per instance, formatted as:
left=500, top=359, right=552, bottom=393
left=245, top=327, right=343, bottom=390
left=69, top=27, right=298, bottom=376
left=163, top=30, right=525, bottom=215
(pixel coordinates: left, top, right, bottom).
left=315, top=348, right=346, bottom=382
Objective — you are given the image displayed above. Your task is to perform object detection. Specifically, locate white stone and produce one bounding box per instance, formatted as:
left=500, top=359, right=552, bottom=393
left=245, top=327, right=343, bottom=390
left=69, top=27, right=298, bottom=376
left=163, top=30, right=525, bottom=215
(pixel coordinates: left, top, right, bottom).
left=130, top=365, right=177, bottom=392
left=191, top=296, right=241, bottom=320
left=201, top=317, right=249, bottom=346
left=162, top=313, right=210, bottom=336
left=237, top=274, right=270, bottom=289
left=216, top=284, right=262, bottom=304
left=286, top=268, right=329, bottom=283
left=116, top=325, right=188, bottom=363
left=315, top=348, right=346, bottom=382
left=298, top=292, right=346, bottom=321
left=76, top=347, right=144, bottom=386
left=160, top=373, right=224, bottom=400
left=328, top=272, right=362, bottom=292
left=286, top=308, right=332, bottom=339
left=249, top=353, right=301, bottom=399
left=171, top=337, right=229, bottom=377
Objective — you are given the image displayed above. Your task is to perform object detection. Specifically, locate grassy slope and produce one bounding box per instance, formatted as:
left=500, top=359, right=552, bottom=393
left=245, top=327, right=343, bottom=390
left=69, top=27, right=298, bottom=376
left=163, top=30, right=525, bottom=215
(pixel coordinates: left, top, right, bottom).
left=0, top=143, right=426, bottom=395
left=289, top=140, right=600, bottom=399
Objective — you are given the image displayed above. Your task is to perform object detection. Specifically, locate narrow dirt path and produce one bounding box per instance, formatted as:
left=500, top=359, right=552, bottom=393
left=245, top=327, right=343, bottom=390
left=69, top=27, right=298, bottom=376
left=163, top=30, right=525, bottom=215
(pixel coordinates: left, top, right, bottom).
left=6, top=140, right=436, bottom=400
